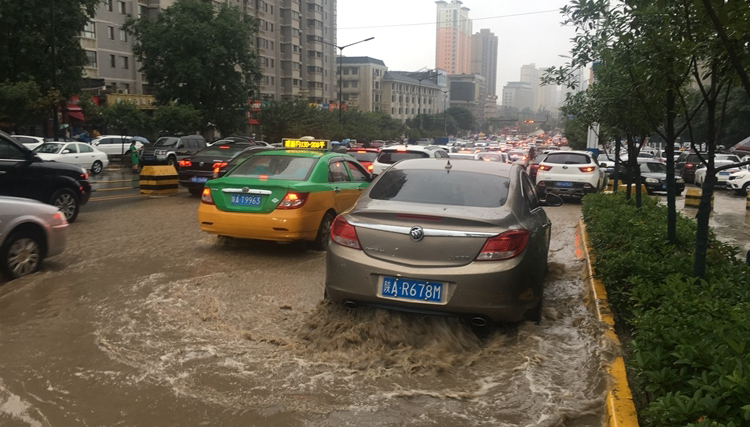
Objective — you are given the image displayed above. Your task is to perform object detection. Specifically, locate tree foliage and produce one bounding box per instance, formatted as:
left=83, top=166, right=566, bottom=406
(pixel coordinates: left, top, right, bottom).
left=0, top=80, right=52, bottom=129
left=125, top=0, right=261, bottom=135
left=152, top=104, right=204, bottom=136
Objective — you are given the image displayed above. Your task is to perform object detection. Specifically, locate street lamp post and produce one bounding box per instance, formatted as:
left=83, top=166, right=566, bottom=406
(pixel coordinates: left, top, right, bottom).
left=416, top=70, right=437, bottom=130
left=321, top=37, right=374, bottom=123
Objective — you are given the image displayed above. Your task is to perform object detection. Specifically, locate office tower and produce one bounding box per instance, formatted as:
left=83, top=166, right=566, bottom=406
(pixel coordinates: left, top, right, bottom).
left=435, top=0, right=472, bottom=74
left=470, top=29, right=498, bottom=97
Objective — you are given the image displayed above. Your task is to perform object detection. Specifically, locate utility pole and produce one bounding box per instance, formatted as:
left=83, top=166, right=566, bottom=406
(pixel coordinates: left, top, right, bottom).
left=322, top=37, right=374, bottom=124
left=50, top=0, right=59, bottom=141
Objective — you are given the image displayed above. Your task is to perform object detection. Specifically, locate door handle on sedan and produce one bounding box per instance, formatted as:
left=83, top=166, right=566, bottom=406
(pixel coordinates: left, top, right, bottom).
left=333, top=187, right=341, bottom=193
left=542, top=223, right=550, bottom=229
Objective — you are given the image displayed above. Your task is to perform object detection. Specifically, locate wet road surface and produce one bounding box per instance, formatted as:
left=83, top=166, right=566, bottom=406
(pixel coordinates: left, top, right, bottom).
left=0, top=194, right=608, bottom=426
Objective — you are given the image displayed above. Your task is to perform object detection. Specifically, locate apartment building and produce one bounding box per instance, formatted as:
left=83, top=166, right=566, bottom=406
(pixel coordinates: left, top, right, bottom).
left=382, top=72, right=441, bottom=121
left=81, top=0, right=337, bottom=105
left=501, top=81, right=534, bottom=112
left=435, top=0, right=472, bottom=74
left=470, top=29, right=498, bottom=97
left=336, top=57, right=387, bottom=112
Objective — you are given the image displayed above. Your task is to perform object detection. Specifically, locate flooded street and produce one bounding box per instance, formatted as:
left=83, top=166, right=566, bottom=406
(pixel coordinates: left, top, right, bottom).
left=0, top=195, right=606, bottom=426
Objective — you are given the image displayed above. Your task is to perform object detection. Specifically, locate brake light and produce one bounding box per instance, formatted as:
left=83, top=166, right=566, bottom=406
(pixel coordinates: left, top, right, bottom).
left=539, top=165, right=553, bottom=171
left=357, top=151, right=366, bottom=153
left=201, top=188, right=214, bottom=204
left=530, top=164, right=540, bottom=170
left=277, top=192, right=309, bottom=209
left=397, top=148, right=408, bottom=152
left=219, top=145, right=230, bottom=149
left=686, top=163, right=695, bottom=169
left=80, top=172, right=89, bottom=180
left=579, top=166, right=596, bottom=173
left=476, top=230, right=529, bottom=261
left=179, top=159, right=192, bottom=167
left=212, top=162, right=228, bottom=169
left=331, top=216, right=361, bottom=249
left=367, top=164, right=374, bottom=172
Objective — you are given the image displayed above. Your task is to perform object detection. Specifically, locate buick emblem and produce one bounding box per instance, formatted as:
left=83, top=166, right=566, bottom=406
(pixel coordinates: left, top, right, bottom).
left=242, top=187, right=250, bottom=193
left=199, top=161, right=204, bottom=167
left=409, top=226, right=424, bottom=242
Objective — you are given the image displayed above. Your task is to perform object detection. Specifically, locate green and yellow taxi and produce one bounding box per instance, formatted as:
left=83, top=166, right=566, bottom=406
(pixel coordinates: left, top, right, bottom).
left=198, top=138, right=372, bottom=250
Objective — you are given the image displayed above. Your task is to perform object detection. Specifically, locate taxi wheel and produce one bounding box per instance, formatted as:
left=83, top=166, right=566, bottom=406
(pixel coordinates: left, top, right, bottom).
left=312, top=212, right=335, bottom=251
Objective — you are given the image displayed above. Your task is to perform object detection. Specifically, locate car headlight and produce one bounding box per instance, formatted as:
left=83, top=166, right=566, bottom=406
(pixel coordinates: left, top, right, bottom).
left=645, top=178, right=659, bottom=184
left=675, top=178, right=684, bottom=183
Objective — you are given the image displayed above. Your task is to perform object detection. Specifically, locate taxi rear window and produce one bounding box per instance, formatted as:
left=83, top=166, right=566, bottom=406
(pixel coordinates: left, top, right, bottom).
left=228, top=155, right=317, bottom=180
left=348, top=151, right=378, bottom=162
left=198, top=145, right=249, bottom=157
left=369, top=169, right=509, bottom=207
left=377, top=150, right=429, bottom=164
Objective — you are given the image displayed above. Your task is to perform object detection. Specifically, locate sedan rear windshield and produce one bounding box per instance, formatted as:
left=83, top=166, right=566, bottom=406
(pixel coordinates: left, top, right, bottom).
left=229, top=155, right=317, bottom=181
left=197, top=145, right=248, bottom=157
left=369, top=169, right=510, bottom=207
left=348, top=151, right=378, bottom=162
left=544, top=153, right=591, bottom=164
left=640, top=162, right=667, bottom=173
left=377, top=150, right=429, bottom=164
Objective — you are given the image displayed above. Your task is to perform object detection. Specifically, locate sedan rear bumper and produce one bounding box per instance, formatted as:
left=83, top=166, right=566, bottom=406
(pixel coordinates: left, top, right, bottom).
left=198, top=203, right=322, bottom=242
left=325, top=243, right=543, bottom=323
left=536, top=180, right=598, bottom=197
left=46, top=222, right=68, bottom=257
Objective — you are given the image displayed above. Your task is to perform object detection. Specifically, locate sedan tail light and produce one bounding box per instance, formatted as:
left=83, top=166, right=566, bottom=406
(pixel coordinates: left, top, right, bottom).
left=530, top=164, right=540, bottom=170
left=179, top=159, right=192, bottom=168
left=539, top=165, right=553, bottom=171
left=476, top=230, right=529, bottom=261
left=276, top=192, right=309, bottom=209
left=686, top=163, right=695, bottom=169
left=579, top=166, right=596, bottom=173
left=201, top=188, right=214, bottom=205
left=367, top=164, right=374, bottom=173
left=212, top=162, right=228, bottom=169
left=331, top=216, right=361, bottom=249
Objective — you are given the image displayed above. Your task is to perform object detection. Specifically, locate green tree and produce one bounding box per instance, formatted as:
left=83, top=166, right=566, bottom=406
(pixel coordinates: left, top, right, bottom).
left=153, top=104, right=203, bottom=136
left=446, top=107, right=476, bottom=132
left=125, top=0, right=262, bottom=135
left=0, top=80, right=46, bottom=130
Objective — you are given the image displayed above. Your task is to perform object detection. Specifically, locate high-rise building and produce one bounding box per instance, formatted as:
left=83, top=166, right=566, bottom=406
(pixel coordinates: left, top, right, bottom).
left=470, top=29, right=498, bottom=97
left=435, top=0, right=472, bottom=75
left=520, top=63, right=541, bottom=111
left=80, top=0, right=337, bottom=106
left=501, top=81, right=534, bottom=112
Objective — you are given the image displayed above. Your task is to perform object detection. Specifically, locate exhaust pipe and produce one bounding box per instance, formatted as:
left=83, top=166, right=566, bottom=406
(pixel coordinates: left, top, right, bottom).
left=343, top=300, right=358, bottom=310
left=470, top=317, right=488, bottom=327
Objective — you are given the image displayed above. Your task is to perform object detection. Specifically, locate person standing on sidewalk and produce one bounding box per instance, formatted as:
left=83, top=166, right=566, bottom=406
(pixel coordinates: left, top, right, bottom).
left=130, top=141, right=139, bottom=173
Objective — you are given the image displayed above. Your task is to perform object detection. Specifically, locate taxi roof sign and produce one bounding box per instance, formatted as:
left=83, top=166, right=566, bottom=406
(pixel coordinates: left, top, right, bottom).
left=282, top=138, right=330, bottom=150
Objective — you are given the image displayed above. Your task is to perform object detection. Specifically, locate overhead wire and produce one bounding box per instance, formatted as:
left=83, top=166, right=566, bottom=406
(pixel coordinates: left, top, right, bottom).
left=338, top=9, right=560, bottom=30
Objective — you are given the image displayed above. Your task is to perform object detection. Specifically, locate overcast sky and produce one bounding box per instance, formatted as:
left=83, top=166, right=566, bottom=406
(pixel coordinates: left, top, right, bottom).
left=337, top=0, right=578, bottom=95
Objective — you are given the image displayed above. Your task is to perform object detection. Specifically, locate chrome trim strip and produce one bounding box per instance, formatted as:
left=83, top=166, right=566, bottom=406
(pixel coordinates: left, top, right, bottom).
left=221, top=188, right=273, bottom=195
left=348, top=220, right=498, bottom=237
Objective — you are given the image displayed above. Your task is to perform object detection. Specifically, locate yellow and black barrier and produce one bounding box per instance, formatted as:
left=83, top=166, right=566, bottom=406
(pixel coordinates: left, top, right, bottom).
left=684, top=188, right=713, bottom=209
left=616, top=183, right=648, bottom=194
left=746, top=193, right=749, bottom=211
left=140, top=165, right=178, bottom=196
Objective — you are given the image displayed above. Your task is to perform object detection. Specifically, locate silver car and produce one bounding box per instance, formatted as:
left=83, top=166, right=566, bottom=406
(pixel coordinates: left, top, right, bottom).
left=325, top=159, right=562, bottom=325
left=0, top=197, right=68, bottom=280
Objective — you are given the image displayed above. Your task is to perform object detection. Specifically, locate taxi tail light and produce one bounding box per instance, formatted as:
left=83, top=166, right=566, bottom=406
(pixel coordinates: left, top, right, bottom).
left=331, top=216, right=361, bottom=249
left=212, top=162, right=228, bottom=169
left=367, top=164, right=374, bottom=172
left=579, top=166, right=596, bottom=173
left=539, top=165, right=553, bottom=171
left=476, top=229, right=529, bottom=261
left=201, top=188, right=214, bottom=205
left=179, top=159, right=192, bottom=168
left=276, top=192, right=309, bottom=209
left=213, top=167, right=221, bottom=178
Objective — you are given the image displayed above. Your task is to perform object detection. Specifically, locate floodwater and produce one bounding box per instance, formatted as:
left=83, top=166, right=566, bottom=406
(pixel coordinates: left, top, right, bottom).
left=0, top=196, right=606, bottom=426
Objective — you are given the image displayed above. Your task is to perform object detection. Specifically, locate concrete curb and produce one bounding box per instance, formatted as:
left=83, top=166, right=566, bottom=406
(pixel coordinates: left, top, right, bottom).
left=575, top=220, right=639, bottom=427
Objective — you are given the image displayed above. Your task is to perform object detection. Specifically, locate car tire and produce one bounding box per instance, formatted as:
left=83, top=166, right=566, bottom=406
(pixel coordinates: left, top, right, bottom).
left=91, top=160, right=103, bottom=175
left=50, top=188, right=80, bottom=223
left=312, top=212, right=335, bottom=251
left=167, top=156, right=177, bottom=169
left=188, top=188, right=202, bottom=197
left=0, top=230, right=44, bottom=280
left=526, top=291, right=543, bottom=325
left=743, top=182, right=750, bottom=196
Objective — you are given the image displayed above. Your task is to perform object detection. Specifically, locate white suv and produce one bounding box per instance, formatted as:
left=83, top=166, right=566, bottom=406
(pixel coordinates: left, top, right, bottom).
left=535, top=150, right=606, bottom=198
left=727, top=168, right=750, bottom=195
left=91, top=135, right=144, bottom=156
left=371, top=145, right=449, bottom=176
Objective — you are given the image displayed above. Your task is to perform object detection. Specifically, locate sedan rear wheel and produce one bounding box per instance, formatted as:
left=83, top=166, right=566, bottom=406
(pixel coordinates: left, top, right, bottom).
left=743, top=182, right=750, bottom=196
left=1, top=232, right=43, bottom=280
left=312, top=212, right=335, bottom=251
left=91, top=160, right=103, bottom=175
left=50, top=188, right=80, bottom=223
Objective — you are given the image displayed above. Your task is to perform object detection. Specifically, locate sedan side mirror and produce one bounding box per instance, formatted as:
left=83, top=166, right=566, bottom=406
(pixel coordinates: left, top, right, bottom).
left=600, top=162, right=608, bottom=167
left=62, top=149, right=71, bottom=154
left=541, top=193, right=564, bottom=207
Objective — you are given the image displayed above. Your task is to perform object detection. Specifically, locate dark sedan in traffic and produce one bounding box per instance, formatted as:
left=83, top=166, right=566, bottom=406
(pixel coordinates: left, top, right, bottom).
left=616, top=161, right=685, bottom=195
left=178, top=142, right=267, bottom=195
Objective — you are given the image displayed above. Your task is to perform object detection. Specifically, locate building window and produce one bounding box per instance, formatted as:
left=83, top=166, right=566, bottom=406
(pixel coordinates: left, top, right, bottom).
left=121, top=56, right=129, bottom=69
left=119, top=29, right=127, bottom=42
left=118, top=1, right=126, bottom=14
left=108, top=26, right=114, bottom=40
left=343, top=68, right=349, bottom=75
left=107, top=0, right=113, bottom=11
left=82, top=22, right=96, bottom=39
left=139, top=5, right=147, bottom=17
left=85, top=50, right=97, bottom=68
left=375, top=82, right=379, bottom=89
left=343, top=81, right=348, bottom=88
left=351, top=67, right=358, bottom=75
left=110, top=54, right=116, bottom=67
left=121, top=83, right=130, bottom=94
left=352, top=81, right=358, bottom=88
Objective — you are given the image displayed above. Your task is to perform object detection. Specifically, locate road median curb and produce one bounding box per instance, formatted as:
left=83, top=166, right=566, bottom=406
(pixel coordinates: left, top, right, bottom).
left=575, top=220, right=639, bottom=427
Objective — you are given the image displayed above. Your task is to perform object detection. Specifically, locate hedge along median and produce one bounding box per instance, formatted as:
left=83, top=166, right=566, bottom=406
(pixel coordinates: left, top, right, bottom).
left=581, top=192, right=750, bottom=427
